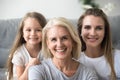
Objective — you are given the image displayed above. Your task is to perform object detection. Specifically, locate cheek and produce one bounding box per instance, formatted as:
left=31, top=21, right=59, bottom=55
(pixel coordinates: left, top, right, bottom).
left=100, top=32, right=105, bottom=40
left=23, top=30, right=28, bottom=36
left=81, top=29, right=87, bottom=38
left=38, top=32, right=42, bottom=37
left=67, top=41, right=73, bottom=50
left=46, top=40, right=53, bottom=50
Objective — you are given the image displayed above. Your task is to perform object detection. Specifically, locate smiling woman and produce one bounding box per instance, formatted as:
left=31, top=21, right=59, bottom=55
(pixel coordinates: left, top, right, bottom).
left=77, top=8, right=120, bottom=80
left=28, top=17, right=98, bottom=80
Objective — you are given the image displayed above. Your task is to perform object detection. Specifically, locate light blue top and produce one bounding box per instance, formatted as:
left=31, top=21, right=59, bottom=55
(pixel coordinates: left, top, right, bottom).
left=29, top=58, right=98, bottom=80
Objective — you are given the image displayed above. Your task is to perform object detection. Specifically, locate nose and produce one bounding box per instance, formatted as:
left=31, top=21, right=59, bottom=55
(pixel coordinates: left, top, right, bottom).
left=31, top=30, right=36, bottom=35
left=90, top=28, right=96, bottom=36
left=57, top=39, right=63, bottom=47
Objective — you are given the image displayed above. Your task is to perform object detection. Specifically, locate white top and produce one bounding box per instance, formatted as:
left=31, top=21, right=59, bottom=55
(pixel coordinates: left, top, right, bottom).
left=79, top=49, right=120, bottom=80
left=12, top=44, right=42, bottom=80
left=29, top=58, right=98, bottom=80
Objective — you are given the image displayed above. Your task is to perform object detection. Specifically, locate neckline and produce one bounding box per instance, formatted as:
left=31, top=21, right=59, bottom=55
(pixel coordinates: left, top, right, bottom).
left=49, top=58, right=81, bottom=79
left=82, top=52, right=105, bottom=61
left=23, top=44, right=41, bottom=59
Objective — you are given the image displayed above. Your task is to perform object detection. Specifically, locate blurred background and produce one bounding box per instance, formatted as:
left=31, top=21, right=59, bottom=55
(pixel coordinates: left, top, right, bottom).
left=0, top=0, right=120, bottom=19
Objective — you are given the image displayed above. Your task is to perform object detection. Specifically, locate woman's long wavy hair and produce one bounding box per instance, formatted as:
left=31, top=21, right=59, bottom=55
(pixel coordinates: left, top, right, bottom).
left=6, top=12, right=47, bottom=80
left=77, top=8, right=116, bottom=80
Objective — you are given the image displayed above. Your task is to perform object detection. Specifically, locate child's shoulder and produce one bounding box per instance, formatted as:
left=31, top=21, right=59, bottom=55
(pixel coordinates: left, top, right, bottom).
left=14, top=44, right=25, bottom=55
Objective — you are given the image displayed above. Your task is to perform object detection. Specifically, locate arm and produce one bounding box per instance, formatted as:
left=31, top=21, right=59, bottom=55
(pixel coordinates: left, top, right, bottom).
left=16, top=58, right=40, bottom=80
left=28, top=65, right=44, bottom=80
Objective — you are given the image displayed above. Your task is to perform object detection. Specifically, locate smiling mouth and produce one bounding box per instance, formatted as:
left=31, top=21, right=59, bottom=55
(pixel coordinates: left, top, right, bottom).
left=56, top=48, right=66, bottom=52
left=29, top=37, right=38, bottom=40
left=87, top=38, right=98, bottom=42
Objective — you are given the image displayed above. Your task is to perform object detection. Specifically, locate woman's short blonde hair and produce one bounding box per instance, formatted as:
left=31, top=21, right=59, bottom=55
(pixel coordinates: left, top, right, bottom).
left=42, top=17, right=81, bottom=60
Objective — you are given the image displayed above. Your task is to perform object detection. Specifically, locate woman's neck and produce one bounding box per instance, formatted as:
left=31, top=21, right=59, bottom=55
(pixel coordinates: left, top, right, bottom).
left=52, top=58, right=79, bottom=77
left=85, top=46, right=103, bottom=58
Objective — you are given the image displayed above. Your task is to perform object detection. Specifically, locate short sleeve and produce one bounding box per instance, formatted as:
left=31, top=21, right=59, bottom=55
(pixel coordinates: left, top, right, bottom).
left=12, top=51, right=24, bottom=66
left=28, top=65, right=45, bottom=80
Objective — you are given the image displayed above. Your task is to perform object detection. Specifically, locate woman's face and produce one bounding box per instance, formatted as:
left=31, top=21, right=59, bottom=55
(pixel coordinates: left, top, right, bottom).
left=81, top=15, right=105, bottom=48
left=46, top=26, right=73, bottom=60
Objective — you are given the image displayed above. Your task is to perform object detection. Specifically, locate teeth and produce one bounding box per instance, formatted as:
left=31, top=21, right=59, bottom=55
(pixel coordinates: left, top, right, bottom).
left=30, top=37, right=37, bottom=39
left=56, top=49, right=65, bottom=52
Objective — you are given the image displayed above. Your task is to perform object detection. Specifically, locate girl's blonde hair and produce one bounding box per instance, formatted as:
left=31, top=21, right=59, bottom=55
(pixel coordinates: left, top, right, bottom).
left=42, top=17, right=81, bottom=60
left=6, top=12, right=47, bottom=80
left=77, top=8, right=116, bottom=80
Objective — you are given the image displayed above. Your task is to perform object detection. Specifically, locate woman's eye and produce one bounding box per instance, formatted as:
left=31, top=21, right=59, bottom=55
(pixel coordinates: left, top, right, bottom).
left=62, top=36, right=68, bottom=40
left=84, top=25, right=91, bottom=29
left=96, top=26, right=103, bottom=30
left=51, top=38, right=56, bottom=42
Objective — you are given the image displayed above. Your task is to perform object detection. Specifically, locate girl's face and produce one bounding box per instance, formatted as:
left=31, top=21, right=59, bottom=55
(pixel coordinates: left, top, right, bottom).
left=81, top=15, right=105, bottom=48
left=46, top=26, right=73, bottom=60
left=23, top=17, right=42, bottom=46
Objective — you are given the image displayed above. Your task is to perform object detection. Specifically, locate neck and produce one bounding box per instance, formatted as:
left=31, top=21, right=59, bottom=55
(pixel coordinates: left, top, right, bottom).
left=25, top=43, right=41, bottom=57
left=85, top=46, right=103, bottom=58
left=52, top=58, right=72, bottom=69
left=52, top=58, right=79, bottom=77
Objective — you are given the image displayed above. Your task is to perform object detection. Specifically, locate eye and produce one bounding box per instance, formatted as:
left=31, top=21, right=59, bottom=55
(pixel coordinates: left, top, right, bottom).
left=51, top=38, right=56, bottom=42
left=26, top=29, right=31, bottom=32
left=36, top=29, right=42, bottom=32
left=84, top=25, right=91, bottom=30
left=62, top=36, right=68, bottom=41
left=96, top=26, right=103, bottom=30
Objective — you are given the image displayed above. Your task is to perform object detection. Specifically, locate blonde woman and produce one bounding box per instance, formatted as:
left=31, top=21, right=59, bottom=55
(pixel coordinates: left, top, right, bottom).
left=29, top=17, right=98, bottom=80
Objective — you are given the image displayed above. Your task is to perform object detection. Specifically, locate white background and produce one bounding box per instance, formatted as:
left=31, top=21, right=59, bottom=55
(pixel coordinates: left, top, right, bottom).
left=0, top=0, right=119, bottom=19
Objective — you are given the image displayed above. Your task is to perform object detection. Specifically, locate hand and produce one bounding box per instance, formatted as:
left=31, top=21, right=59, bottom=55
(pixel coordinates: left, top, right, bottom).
left=25, top=58, right=40, bottom=68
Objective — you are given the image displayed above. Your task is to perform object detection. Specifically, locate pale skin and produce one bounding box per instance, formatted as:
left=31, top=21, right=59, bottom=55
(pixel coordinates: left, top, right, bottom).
left=46, top=26, right=79, bottom=77
left=16, top=17, right=42, bottom=80
left=81, top=15, right=105, bottom=58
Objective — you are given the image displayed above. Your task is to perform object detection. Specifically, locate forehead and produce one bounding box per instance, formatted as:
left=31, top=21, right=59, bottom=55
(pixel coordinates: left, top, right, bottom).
left=46, top=26, right=70, bottom=38
left=24, top=17, right=42, bottom=28
left=83, top=15, right=105, bottom=26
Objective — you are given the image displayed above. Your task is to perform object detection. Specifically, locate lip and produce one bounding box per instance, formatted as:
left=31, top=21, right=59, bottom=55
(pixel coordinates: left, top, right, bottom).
left=87, top=37, right=98, bottom=42
left=29, top=38, right=39, bottom=41
left=56, top=48, right=66, bottom=52
left=29, top=37, right=38, bottom=39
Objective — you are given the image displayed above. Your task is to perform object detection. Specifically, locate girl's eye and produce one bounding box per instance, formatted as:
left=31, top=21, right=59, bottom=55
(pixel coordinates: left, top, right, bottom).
left=26, top=29, right=31, bottom=32
left=36, top=29, right=42, bottom=32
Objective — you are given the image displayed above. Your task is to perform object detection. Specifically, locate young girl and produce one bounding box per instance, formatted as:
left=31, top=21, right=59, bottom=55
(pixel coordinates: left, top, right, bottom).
left=7, top=12, right=47, bottom=80
left=77, top=8, right=120, bottom=80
